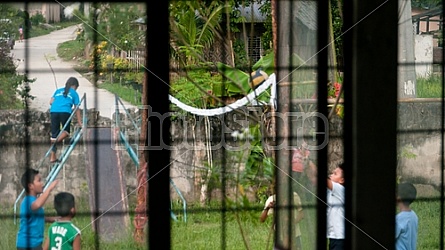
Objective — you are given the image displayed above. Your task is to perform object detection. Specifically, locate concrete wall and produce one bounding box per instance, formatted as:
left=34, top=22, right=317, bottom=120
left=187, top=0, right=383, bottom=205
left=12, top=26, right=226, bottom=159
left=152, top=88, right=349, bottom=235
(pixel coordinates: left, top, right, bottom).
left=1, top=100, right=443, bottom=205
left=414, top=34, right=433, bottom=77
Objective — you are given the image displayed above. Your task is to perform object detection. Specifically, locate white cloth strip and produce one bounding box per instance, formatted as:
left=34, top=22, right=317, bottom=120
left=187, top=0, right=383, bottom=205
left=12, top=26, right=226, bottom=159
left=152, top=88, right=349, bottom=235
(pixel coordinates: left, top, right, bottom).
left=169, top=73, right=277, bottom=116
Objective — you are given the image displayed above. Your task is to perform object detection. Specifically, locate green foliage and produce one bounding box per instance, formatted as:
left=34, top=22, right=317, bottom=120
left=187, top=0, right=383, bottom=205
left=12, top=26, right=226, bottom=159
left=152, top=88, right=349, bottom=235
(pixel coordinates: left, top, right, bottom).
left=258, top=0, right=272, bottom=52
left=398, top=145, right=417, bottom=160
left=216, top=51, right=274, bottom=97
left=233, top=39, right=249, bottom=70
left=56, top=39, right=85, bottom=61
left=101, top=54, right=130, bottom=72
left=411, top=198, right=443, bottom=249
left=242, top=125, right=274, bottom=187
left=217, top=62, right=250, bottom=95
left=0, top=41, right=35, bottom=109
left=170, top=1, right=228, bottom=66
left=30, top=13, right=45, bottom=26
left=83, top=3, right=144, bottom=51
left=331, top=0, right=343, bottom=68
left=253, top=51, right=274, bottom=75
left=0, top=74, right=27, bottom=109
left=124, top=71, right=144, bottom=83
left=411, top=0, right=441, bottom=9
left=170, top=69, right=221, bottom=108
left=227, top=124, right=275, bottom=200
left=99, top=81, right=141, bottom=106
left=1, top=197, right=442, bottom=249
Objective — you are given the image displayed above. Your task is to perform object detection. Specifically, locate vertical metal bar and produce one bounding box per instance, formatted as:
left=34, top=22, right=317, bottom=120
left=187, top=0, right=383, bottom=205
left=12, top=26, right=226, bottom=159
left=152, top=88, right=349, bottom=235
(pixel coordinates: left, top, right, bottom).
left=147, top=1, right=171, bottom=249
left=275, top=0, right=292, bottom=248
left=344, top=1, right=397, bottom=249
left=441, top=2, right=445, bottom=249
left=91, top=3, right=100, bottom=248
left=427, top=17, right=431, bottom=33
left=317, top=0, right=329, bottom=249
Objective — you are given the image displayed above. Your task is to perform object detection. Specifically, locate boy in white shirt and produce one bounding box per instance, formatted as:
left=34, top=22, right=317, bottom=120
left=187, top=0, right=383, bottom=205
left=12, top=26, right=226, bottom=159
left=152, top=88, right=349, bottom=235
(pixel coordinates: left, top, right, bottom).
left=327, top=163, right=345, bottom=250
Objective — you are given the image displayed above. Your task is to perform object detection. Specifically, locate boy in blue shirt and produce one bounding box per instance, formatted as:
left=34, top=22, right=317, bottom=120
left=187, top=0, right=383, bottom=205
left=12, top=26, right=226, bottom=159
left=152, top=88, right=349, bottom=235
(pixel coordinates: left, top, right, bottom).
left=396, top=182, right=418, bottom=250
left=16, top=168, right=59, bottom=250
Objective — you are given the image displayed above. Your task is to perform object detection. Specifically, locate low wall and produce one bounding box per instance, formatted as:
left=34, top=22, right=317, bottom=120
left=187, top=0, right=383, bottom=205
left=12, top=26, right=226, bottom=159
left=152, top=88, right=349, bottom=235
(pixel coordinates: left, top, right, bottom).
left=0, top=99, right=443, bottom=205
left=398, top=99, right=444, bottom=187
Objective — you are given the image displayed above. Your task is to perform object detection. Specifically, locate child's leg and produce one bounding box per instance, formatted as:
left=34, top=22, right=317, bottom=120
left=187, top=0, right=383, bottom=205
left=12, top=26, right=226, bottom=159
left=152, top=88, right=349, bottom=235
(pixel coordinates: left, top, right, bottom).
left=57, top=112, right=72, bottom=143
left=50, top=113, right=60, bottom=162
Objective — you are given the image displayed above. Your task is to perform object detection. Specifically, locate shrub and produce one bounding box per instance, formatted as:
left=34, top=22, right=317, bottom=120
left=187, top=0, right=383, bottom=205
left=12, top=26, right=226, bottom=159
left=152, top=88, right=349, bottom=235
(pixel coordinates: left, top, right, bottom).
left=0, top=43, right=34, bottom=109
left=30, top=13, right=45, bottom=26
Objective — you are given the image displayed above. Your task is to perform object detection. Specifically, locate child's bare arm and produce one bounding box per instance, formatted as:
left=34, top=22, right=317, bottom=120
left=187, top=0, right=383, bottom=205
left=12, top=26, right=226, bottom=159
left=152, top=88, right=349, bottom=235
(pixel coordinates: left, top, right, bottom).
left=31, top=180, right=59, bottom=211
left=45, top=216, right=60, bottom=223
left=75, top=108, right=82, bottom=127
left=327, top=178, right=333, bottom=190
left=42, top=237, right=49, bottom=250
left=72, top=234, right=81, bottom=250
left=260, top=201, right=274, bottom=223
left=296, top=208, right=304, bottom=223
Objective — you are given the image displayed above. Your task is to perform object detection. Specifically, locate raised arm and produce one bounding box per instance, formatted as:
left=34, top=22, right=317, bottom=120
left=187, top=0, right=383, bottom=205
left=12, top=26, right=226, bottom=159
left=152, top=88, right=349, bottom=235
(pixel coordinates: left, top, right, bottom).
left=31, top=180, right=58, bottom=211
left=260, top=201, right=274, bottom=223
left=327, top=178, right=333, bottom=190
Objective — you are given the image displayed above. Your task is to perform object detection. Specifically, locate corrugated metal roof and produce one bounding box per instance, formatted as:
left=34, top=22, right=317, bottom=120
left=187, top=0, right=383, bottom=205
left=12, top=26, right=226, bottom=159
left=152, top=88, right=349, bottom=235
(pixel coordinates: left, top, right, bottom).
left=237, top=1, right=317, bottom=30
left=237, top=2, right=266, bottom=23
left=295, top=1, right=317, bottom=31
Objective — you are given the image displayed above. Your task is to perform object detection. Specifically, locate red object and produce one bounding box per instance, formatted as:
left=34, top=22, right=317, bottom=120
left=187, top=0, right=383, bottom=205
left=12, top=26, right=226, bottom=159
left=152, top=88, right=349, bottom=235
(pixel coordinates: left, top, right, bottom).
left=292, top=147, right=310, bottom=172
left=334, top=82, right=341, bottom=97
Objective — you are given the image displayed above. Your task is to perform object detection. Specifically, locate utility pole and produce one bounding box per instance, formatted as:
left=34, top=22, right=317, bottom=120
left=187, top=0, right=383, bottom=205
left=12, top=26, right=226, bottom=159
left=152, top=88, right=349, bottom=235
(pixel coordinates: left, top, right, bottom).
left=133, top=65, right=148, bottom=244
left=398, top=0, right=417, bottom=98
left=274, top=0, right=293, bottom=248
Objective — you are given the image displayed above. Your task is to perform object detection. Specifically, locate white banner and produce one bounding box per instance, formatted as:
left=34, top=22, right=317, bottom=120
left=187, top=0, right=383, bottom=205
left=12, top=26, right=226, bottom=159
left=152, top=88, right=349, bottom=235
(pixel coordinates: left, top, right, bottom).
left=169, top=73, right=277, bottom=116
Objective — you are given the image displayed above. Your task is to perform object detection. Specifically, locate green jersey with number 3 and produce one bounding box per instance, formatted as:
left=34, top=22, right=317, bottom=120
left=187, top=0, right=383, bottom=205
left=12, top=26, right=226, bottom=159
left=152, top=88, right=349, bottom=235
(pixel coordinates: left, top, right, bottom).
left=47, top=221, right=81, bottom=250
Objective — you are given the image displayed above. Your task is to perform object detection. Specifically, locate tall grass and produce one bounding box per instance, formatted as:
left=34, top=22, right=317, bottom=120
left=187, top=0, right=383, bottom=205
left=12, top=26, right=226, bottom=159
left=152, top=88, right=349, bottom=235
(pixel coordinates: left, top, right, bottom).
left=99, top=82, right=142, bottom=106
left=411, top=198, right=443, bottom=250
left=416, top=74, right=443, bottom=98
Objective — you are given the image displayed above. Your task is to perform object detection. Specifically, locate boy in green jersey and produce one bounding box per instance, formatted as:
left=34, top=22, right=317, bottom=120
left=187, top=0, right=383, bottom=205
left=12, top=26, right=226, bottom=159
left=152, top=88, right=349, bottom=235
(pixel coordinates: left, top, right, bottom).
left=43, top=192, right=81, bottom=250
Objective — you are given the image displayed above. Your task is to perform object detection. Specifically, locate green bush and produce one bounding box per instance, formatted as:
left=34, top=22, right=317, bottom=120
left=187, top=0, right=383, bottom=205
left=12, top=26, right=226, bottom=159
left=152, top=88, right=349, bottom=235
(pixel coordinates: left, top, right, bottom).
left=30, top=13, right=45, bottom=26
left=416, top=75, right=443, bottom=98
left=0, top=43, right=33, bottom=109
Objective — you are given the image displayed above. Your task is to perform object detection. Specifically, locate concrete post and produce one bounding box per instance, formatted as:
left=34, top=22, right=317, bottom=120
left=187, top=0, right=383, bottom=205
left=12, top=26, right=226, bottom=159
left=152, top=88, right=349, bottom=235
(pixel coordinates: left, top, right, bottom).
left=399, top=0, right=417, bottom=98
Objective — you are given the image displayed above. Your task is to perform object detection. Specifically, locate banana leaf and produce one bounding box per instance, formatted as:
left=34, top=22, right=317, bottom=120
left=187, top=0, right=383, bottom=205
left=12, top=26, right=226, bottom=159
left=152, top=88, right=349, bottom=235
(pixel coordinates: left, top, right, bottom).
left=216, top=62, right=250, bottom=95
left=252, top=51, right=275, bottom=76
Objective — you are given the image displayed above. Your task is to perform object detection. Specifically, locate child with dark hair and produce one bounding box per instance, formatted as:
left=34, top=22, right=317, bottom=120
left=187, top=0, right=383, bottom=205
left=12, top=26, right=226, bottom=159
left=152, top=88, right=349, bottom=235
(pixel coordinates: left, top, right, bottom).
left=16, top=168, right=59, bottom=250
left=43, top=192, right=81, bottom=250
left=327, top=163, right=345, bottom=250
left=396, top=182, right=418, bottom=250
left=49, top=77, right=82, bottom=163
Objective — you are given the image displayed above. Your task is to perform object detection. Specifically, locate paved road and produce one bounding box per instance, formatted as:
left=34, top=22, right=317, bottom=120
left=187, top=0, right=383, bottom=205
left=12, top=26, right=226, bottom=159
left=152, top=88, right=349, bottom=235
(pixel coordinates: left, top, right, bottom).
left=12, top=25, right=135, bottom=119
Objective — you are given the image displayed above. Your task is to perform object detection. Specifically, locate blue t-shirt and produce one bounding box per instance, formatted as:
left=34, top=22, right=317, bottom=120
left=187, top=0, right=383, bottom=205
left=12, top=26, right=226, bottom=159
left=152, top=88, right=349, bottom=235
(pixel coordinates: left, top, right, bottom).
left=16, top=195, right=45, bottom=248
left=396, top=210, right=418, bottom=250
left=50, top=87, right=80, bottom=113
